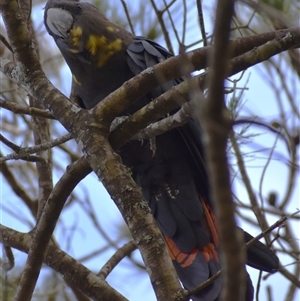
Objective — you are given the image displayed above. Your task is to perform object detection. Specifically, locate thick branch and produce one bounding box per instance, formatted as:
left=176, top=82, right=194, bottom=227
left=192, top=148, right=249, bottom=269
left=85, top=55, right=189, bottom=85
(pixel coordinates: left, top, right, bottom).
left=74, top=127, right=183, bottom=301
left=200, top=1, right=247, bottom=301
left=1, top=3, right=183, bottom=300
left=0, top=225, right=128, bottom=301
left=110, top=29, right=300, bottom=149
left=94, top=27, right=300, bottom=125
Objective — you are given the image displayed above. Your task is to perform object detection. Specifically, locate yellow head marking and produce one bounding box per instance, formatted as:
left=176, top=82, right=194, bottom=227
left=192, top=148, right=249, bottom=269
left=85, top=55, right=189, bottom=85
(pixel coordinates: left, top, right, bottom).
left=97, top=38, right=123, bottom=67
left=86, top=34, right=107, bottom=55
left=70, top=26, right=83, bottom=47
left=85, top=34, right=123, bottom=67
left=109, top=39, right=122, bottom=52
left=106, top=26, right=119, bottom=32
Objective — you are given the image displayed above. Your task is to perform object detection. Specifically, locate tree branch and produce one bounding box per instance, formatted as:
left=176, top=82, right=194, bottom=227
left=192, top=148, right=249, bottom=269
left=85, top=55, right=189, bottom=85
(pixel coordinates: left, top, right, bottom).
left=109, top=29, right=300, bottom=149
left=0, top=155, right=38, bottom=217
left=0, top=225, right=129, bottom=301
left=0, top=98, right=54, bottom=119
left=0, top=133, right=72, bottom=162
left=1, top=2, right=183, bottom=300
left=199, top=1, right=247, bottom=301
left=97, top=241, right=137, bottom=279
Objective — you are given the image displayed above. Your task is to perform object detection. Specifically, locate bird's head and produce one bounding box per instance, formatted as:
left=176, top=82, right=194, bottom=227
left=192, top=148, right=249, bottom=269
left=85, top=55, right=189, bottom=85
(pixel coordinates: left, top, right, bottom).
left=44, top=0, right=135, bottom=108
left=44, top=0, right=131, bottom=67
left=44, top=0, right=81, bottom=40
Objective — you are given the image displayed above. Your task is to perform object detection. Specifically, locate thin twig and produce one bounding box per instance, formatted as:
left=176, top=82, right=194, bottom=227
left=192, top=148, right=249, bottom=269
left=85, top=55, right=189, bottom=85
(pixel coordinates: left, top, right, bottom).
left=97, top=241, right=137, bottom=279
left=0, top=133, right=72, bottom=162
left=0, top=154, right=37, bottom=217
left=243, top=215, right=288, bottom=250
left=196, top=0, right=208, bottom=46
left=230, top=132, right=270, bottom=241
left=149, top=0, right=174, bottom=54
left=120, top=0, right=135, bottom=35
left=1, top=245, right=15, bottom=271
left=0, top=34, right=13, bottom=52
left=188, top=269, right=222, bottom=296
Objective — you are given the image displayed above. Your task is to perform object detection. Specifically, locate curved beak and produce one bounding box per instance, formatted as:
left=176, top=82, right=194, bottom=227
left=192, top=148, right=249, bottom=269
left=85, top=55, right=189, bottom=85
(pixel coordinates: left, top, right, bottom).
left=46, top=8, right=73, bottom=39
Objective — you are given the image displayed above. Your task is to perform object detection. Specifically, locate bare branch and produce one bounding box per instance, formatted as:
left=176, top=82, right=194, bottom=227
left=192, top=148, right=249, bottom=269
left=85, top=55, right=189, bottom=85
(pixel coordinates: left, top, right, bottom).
left=0, top=156, right=38, bottom=217
left=0, top=98, right=54, bottom=119
left=0, top=225, right=129, bottom=301
left=1, top=245, right=14, bottom=271
left=97, top=241, right=137, bottom=279
left=196, top=0, right=208, bottom=46
left=0, top=133, right=72, bottom=162
left=200, top=1, right=247, bottom=301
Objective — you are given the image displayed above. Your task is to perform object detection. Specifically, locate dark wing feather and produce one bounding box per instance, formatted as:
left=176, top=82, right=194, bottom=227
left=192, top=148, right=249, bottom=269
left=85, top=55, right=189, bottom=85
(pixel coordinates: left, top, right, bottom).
left=127, top=37, right=182, bottom=99
left=125, top=37, right=222, bottom=300
left=124, top=37, right=279, bottom=301
left=243, top=230, right=279, bottom=273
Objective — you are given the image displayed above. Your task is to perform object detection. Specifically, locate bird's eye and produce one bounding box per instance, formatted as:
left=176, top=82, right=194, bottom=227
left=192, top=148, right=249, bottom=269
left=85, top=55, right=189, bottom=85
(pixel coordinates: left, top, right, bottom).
left=76, top=4, right=82, bottom=10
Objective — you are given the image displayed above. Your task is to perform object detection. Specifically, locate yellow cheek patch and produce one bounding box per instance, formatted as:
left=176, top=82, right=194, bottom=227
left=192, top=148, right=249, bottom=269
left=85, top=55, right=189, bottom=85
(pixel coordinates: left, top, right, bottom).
left=106, top=26, right=119, bottom=32
left=86, top=34, right=107, bottom=55
left=86, top=35, right=123, bottom=67
left=70, top=26, right=83, bottom=48
left=109, top=39, right=122, bottom=51
left=98, top=38, right=122, bottom=67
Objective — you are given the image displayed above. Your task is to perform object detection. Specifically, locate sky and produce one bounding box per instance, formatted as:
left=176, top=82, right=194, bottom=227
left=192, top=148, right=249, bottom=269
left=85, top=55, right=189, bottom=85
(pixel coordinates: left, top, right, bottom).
left=1, top=1, right=299, bottom=300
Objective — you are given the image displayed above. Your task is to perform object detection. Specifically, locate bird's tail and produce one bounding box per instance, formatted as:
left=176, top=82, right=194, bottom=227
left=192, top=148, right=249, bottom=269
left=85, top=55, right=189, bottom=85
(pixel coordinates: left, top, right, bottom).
left=164, top=234, right=222, bottom=301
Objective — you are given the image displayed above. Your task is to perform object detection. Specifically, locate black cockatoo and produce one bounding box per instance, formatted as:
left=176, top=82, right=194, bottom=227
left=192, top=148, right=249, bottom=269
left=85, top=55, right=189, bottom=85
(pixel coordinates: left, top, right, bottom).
left=44, top=1, right=279, bottom=300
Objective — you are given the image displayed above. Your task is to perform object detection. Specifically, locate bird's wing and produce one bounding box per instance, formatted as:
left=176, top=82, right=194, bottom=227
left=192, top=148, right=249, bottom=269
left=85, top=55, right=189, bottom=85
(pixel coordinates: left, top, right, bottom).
left=125, top=37, right=279, bottom=300
left=127, top=36, right=182, bottom=100
left=126, top=37, right=222, bottom=300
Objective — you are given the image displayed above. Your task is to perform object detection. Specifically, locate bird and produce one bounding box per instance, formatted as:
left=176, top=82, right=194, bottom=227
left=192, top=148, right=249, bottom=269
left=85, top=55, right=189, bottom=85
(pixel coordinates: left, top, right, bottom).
left=44, top=1, right=279, bottom=300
